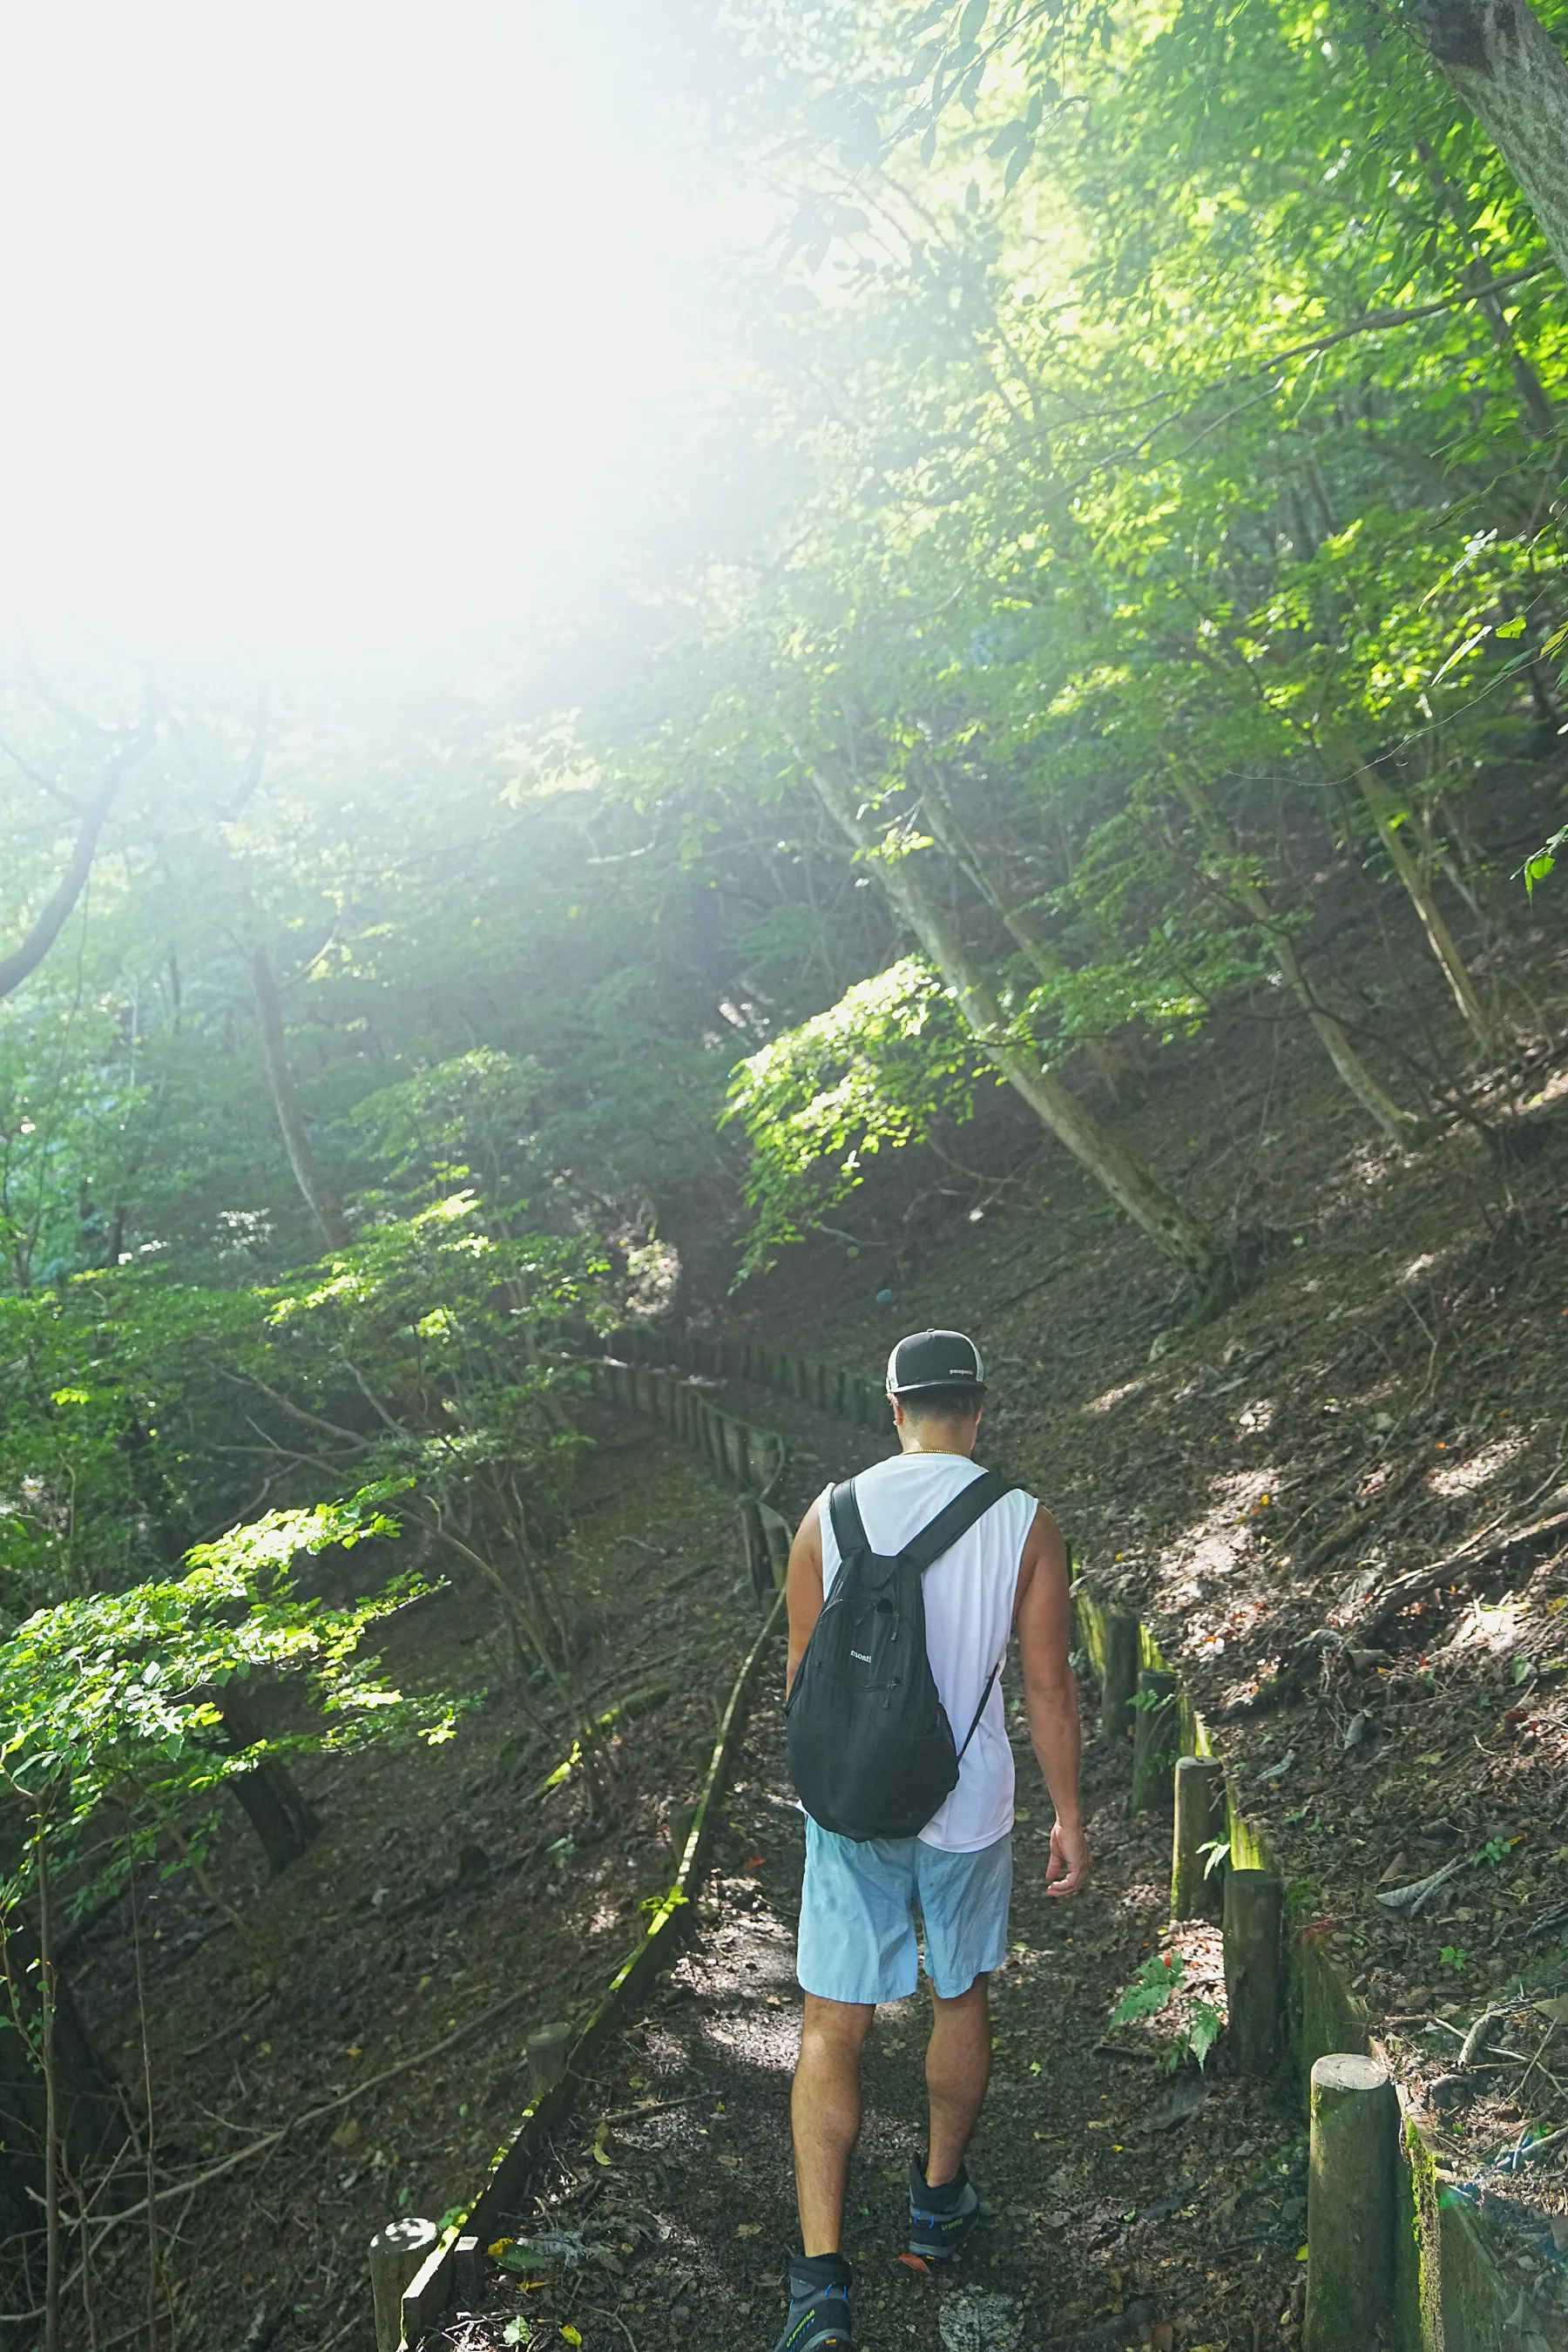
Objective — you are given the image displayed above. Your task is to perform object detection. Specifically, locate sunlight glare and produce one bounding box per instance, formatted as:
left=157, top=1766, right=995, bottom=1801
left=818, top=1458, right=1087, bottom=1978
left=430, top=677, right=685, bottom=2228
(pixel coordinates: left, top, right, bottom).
left=0, top=4, right=720, bottom=659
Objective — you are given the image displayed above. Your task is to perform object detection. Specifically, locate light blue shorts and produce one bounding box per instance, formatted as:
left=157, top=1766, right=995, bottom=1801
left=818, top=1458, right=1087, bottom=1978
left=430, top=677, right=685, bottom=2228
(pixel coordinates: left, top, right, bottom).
left=797, top=1819, right=1013, bottom=2005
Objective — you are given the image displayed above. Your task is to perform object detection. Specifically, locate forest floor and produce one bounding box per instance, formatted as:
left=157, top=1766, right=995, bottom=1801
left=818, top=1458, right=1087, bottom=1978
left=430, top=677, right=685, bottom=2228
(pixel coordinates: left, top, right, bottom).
left=57, top=1425, right=765, bottom=2352
left=431, top=1679, right=1308, bottom=2352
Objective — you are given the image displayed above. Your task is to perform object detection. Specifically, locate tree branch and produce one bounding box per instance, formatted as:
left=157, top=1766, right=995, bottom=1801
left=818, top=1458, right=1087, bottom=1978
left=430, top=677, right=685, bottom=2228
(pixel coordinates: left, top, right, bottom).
left=0, top=711, right=156, bottom=1002
left=69, top=1981, right=537, bottom=2242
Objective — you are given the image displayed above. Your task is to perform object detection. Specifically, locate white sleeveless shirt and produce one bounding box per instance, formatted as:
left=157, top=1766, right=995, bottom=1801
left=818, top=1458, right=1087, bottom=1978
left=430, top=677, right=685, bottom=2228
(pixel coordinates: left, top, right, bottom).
left=814, top=1450, right=1038, bottom=1853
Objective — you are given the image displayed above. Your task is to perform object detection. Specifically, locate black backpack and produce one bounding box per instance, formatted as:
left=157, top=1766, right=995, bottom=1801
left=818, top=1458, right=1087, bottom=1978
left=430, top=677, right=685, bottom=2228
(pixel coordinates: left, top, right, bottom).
left=787, top=1469, right=1017, bottom=1842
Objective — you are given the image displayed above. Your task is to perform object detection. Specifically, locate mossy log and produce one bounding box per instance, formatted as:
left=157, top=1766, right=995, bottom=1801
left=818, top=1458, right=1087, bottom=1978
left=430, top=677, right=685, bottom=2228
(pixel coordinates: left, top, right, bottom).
left=1100, top=1612, right=1141, bottom=1744
left=1303, top=2053, right=1397, bottom=2350
left=1223, top=1868, right=1284, bottom=2077
left=1130, top=1667, right=1179, bottom=1815
left=1171, top=1755, right=1227, bottom=1919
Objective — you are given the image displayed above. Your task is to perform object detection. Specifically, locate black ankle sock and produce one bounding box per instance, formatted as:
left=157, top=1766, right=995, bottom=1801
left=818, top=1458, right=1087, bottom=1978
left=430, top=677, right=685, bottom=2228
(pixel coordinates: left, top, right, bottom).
left=916, top=2160, right=968, bottom=2210
left=789, top=2252, right=852, bottom=2299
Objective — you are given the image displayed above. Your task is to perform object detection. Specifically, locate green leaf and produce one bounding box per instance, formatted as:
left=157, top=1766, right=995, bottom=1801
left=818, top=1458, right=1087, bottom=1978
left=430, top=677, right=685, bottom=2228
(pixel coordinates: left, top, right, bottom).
left=1184, top=1999, right=1222, bottom=2070
left=839, top=103, right=882, bottom=171
left=1108, top=1952, right=1185, bottom=2029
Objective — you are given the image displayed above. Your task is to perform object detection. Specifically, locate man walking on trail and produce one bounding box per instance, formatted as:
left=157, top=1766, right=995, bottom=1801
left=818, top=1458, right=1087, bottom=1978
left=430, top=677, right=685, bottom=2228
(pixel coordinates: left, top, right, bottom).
left=773, top=1329, right=1090, bottom=2352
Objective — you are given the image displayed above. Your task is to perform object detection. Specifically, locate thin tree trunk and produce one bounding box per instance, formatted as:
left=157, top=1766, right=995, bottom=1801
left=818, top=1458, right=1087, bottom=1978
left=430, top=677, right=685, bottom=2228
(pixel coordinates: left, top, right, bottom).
left=806, top=765, right=1223, bottom=1282
left=916, top=775, right=1128, bottom=1100
left=0, top=1881, right=125, bottom=2207
left=1171, top=761, right=1422, bottom=1142
left=1328, top=734, right=1504, bottom=1055
left=1411, top=132, right=1558, bottom=439
left=1427, top=0, right=1568, bottom=284
left=0, top=715, right=155, bottom=1002
left=37, top=1821, right=62, bottom=2352
left=249, top=943, right=353, bottom=1251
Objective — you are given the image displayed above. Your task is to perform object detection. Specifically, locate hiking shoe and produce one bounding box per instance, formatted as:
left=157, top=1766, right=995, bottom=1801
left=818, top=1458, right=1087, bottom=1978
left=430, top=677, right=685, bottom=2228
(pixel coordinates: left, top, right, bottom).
left=908, top=2157, right=980, bottom=2261
left=774, top=2257, right=856, bottom=2351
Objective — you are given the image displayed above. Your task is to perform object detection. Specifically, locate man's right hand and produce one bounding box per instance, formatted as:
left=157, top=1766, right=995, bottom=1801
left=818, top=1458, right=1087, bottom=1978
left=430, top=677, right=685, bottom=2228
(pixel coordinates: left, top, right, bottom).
left=1045, top=1818, right=1092, bottom=1897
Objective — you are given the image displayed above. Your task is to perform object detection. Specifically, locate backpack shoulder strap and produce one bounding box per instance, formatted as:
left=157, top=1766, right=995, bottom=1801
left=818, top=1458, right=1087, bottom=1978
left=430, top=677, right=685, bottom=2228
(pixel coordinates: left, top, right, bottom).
left=826, top=1477, right=870, bottom=1564
left=900, top=1469, right=1017, bottom=1574
left=956, top=1657, right=1005, bottom=1760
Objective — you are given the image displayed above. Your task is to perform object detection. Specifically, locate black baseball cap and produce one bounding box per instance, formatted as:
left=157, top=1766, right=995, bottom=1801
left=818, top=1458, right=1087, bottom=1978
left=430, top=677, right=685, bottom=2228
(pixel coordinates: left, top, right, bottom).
left=885, top=1328, right=987, bottom=1396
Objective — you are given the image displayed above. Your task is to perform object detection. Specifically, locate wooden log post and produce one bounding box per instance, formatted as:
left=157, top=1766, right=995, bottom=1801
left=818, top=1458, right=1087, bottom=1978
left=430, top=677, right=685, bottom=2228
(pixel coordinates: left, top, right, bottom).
left=740, top=1501, right=771, bottom=1599
left=1223, top=1869, right=1285, bottom=2077
left=762, top=1507, right=792, bottom=1586
left=371, top=2216, right=438, bottom=2352
left=1171, top=1756, right=1227, bottom=1920
left=1100, top=1612, right=1141, bottom=1745
left=451, top=2234, right=482, bottom=2311
left=1130, top=1668, right=1179, bottom=1816
left=527, top=2021, right=573, bottom=2103
left=1304, top=2054, right=1398, bottom=2351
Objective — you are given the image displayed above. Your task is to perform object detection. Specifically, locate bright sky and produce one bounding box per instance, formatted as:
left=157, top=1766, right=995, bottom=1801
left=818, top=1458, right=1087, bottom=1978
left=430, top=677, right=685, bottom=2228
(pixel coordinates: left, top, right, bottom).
left=0, top=5, right=723, bottom=664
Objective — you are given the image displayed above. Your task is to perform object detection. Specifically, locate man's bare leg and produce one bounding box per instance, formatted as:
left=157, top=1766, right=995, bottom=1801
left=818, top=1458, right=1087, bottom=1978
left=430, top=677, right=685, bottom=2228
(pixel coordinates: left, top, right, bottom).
left=925, top=1974, right=991, bottom=2185
left=792, top=1994, right=875, bottom=2254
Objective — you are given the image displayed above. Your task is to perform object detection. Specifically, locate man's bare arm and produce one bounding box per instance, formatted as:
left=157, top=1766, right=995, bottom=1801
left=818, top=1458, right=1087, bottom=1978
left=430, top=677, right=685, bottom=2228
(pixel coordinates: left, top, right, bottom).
left=784, top=1504, right=825, bottom=1698
left=1014, top=1505, right=1091, bottom=1896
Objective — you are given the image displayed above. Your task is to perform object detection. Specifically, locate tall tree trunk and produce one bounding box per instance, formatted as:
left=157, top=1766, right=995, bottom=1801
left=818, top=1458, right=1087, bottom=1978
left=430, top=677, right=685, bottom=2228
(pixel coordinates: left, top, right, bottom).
left=249, top=943, right=353, bottom=1251
left=1323, top=729, right=1504, bottom=1055
left=916, top=775, right=1129, bottom=1101
left=1427, top=0, right=1568, bottom=282
left=1171, top=761, right=1422, bottom=1143
left=211, top=1683, right=321, bottom=1876
left=807, top=765, right=1223, bottom=1282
